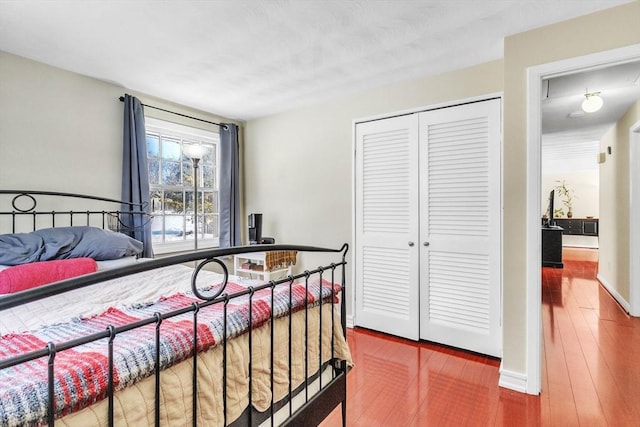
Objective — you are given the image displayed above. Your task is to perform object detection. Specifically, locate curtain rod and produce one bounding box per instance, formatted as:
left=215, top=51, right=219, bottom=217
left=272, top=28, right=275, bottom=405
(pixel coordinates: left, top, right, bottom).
left=119, top=96, right=228, bottom=129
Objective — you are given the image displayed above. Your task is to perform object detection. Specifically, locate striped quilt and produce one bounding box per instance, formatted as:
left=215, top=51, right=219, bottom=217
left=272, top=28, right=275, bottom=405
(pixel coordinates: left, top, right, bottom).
left=0, top=278, right=340, bottom=426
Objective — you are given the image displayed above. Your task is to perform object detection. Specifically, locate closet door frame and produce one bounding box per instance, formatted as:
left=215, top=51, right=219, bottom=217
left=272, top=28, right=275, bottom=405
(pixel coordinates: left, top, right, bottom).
left=351, top=93, right=504, bottom=334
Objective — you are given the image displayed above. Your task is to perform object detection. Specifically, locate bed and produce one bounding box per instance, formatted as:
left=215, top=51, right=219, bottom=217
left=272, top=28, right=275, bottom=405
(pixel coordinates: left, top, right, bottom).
left=0, top=190, right=352, bottom=426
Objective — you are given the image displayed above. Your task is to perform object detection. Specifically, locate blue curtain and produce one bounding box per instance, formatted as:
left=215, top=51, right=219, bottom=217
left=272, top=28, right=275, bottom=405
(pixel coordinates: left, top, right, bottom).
left=219, top=124, right=240, bottom=247
left=121, top=94, right=153, bottom=257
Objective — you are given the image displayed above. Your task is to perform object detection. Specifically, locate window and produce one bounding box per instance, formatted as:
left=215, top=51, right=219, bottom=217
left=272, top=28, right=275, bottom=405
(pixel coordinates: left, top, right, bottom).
left=145, top=117, right=219, bottom=253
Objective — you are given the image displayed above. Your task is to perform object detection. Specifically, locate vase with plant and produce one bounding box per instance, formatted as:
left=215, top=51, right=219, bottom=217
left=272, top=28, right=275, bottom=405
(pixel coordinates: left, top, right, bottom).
left=554, top=180, right=575, bottom=218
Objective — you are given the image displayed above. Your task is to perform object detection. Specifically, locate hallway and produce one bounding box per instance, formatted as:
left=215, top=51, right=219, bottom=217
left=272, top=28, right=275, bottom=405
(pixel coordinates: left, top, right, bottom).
left=541, top=247, right=640, bottom=425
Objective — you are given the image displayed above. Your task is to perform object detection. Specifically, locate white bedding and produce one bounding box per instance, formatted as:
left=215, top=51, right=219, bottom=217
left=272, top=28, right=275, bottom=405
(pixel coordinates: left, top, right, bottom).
left=95, top=255, right=141, bottom=270
left=0, top=264, right=255, bottom=335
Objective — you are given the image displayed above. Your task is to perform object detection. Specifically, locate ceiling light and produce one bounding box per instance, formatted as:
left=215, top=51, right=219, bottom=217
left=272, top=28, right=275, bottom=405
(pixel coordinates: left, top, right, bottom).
left=581, top=91, right=603, bottom=113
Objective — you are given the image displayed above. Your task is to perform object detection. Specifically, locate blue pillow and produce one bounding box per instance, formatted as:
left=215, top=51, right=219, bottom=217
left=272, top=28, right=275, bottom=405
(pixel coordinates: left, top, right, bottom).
left=0, top=227, right=144, bottom=265
left=0, top=232, right=45, bottom=265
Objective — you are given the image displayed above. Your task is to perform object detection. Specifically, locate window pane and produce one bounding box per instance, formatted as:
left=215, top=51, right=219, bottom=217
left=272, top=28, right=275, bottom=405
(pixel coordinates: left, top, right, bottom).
left=197, top=192, right=203, bottom=214
left=147, top=134, right=159, bottom=158
left=150, top=191, right=163, bottom=214
left=202, top=165, right=214, bottom=188
left=162, top=137, right=181, bottom=161
left=203, top=214, right=218, bottom=238
left=185, top=190, right=194, bottom=213
left=162, top=161, right=181, bottom=185
left=148, top=159, right=160, bottom=185
left=202, top=145, right=215, bottom=163
left=164, top=215, right=186, bottom=241
left=186, top=213, right=195, bottom=238
left=183, top=161, right=194, bottom=187
left=164, top=191, right=184, bottom=214
left=203, top=192, right=216, bottom=213
left=147, top=134, right=160, bottom=157
left=151, top=215, right=164, bottom=243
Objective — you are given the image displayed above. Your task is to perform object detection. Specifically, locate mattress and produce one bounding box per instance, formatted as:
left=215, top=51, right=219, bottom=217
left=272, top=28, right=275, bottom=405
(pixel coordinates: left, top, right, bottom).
left=1, top=264, right=222, bottom=334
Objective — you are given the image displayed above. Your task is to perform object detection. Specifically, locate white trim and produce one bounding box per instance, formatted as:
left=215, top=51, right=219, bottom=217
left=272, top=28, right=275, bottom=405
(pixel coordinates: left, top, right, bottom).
left=499, top=98, right=505, bottom=334
left=597, top=273, right=632, bottom=313
left=526, top=44, right=640, bottom=395
left=525, top=69, right=543, bottom=396
left=353, top=92, right=503, bottom=125
left=351, top=120, right=358, bottom=327
left=153, top=240, right=218, bottom=255
left=498, top=365, right=528, bottom=393
left=146, top=116, right=220, bottom=141
left=630, top=121, right=640, bottom=316
left=346, top=315, right=354, bottom=329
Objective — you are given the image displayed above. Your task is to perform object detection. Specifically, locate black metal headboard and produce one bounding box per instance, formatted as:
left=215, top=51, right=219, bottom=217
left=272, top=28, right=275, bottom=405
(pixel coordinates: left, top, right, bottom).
left=0, top=190, right=151, bottom=234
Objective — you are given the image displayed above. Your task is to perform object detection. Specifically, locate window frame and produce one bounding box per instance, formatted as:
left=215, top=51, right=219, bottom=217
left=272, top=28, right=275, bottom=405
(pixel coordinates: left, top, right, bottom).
left=145, top=117, right=220, bottom=254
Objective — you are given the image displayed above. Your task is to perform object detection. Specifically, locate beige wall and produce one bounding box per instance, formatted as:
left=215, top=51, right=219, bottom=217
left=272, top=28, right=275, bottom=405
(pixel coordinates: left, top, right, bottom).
left=503, top=1, right=640, bottom=375
left=244, top=60, right=504, bottom=317
left=542, top=171, right=599, bottom=219
left=0, top=51, right=237, bottom=202
left=0, top=52, right=123, bottom=197
left=599, top=100, right=640, bottom=302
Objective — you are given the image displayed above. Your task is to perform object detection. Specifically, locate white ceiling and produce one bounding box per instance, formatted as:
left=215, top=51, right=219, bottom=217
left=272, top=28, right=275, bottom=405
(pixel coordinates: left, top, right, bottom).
left=541, top=61, right=640, bottom=173
left=0, top=0, right=633, bottom=121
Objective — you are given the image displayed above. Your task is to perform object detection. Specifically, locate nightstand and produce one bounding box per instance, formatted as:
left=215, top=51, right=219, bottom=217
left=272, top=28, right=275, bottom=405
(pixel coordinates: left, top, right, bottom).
left=233, top=251, right=295, bottom=281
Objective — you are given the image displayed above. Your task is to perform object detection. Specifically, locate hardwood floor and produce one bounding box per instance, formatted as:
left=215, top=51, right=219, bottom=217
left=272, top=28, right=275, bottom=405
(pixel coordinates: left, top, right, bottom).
left=321, top=247, right=640, bottom=426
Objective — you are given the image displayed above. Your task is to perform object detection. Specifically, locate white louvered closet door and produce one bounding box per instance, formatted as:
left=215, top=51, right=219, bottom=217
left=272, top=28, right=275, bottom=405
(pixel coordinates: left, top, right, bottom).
left=419, top=99, right=502, bottom=357
left=355, top=115, right=420, bottom=340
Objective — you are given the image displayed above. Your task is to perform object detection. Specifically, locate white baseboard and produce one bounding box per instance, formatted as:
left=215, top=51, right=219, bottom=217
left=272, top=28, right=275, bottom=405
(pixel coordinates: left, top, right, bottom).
left=498, top=364, right=529, bottom=394
left=346, top=315, right=354, bottom=328
left=597, top=273, right=631, bottom=313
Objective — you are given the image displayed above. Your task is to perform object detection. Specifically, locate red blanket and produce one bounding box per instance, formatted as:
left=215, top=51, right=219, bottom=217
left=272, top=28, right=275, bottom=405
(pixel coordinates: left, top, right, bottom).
left=0, top=258, right=97, bottom=294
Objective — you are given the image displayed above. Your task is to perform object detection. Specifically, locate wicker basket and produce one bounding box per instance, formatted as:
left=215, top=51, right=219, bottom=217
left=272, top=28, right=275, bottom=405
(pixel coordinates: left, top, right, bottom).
left=107, top=212, right=152, bottom=233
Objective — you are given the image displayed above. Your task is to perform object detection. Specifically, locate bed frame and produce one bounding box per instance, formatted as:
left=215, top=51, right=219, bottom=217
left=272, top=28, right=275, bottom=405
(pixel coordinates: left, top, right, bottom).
left=0, top=190, right=349, bottom=426
left=0, top=190, right=151, bottom=233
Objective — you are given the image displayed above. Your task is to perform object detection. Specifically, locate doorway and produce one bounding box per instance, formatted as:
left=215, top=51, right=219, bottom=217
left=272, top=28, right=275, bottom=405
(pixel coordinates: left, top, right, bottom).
left=526, top=44, right=640, bottom=395
left=540, top=66, right=619, bottom=280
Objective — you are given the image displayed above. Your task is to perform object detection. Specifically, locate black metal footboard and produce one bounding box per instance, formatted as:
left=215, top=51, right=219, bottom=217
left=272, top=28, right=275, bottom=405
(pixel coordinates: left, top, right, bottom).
left=0, top=244, right=350, bottom=427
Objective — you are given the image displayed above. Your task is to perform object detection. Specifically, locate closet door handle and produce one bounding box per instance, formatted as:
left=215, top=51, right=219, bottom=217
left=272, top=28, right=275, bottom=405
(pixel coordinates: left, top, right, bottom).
left=423, top=242, right=430, bottom=247
left=408, top=241, right=415, bottom=247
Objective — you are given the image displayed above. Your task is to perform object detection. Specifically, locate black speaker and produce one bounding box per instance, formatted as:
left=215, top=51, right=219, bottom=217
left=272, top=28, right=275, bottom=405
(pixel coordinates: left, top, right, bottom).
left=248, top=213, right=262, bottom=245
